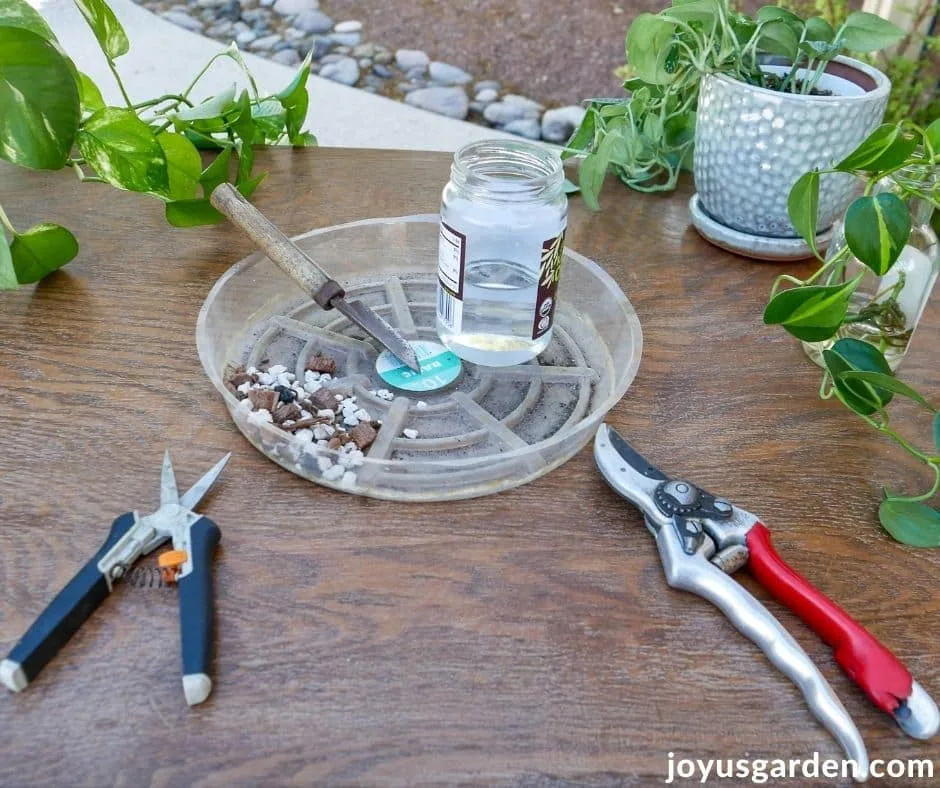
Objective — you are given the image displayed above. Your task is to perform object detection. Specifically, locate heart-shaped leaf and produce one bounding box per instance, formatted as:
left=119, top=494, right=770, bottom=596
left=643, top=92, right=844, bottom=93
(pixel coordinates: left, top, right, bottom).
left=756, top=5, right=803, bottom=25
left=74, top=0, right=129, bottom=60
left=0, top=0, right=58, bottom=41
left=0, top=28, right=81, bottom=170
left=823, top=337, right=894, bottom=416
left=835, top=124, right=919, bottom=173
left=804, top=16, right=834, bottom=43
left=78, top=71, right=105, bottom=114
left=290, top=131, right=317, bottom=146
left=879, top=499, right=940, bottom=547
left=199, top=148, right=232, bottom=196
left=276, top=55, right=311, bottom=141
left=925, top=118, right=940, bottom=155
left=0, top=238, right=17, bottom=290
left=156, top=132, right=202, bottom=200
left=250, top=99, right=286, bottom=142
left=836, top=371, right=933, bottom=409
left=844, top=193, right=911, bottom=275
left=757, top=19, right=801, bottom=59
left=175, top=85, right=237, bottom=122
left=763, top=278, right=859, bottom=342
left=840, top=11, right=904, bottom=52
left=9, top=223, right=78, bottom=282
left=662, top=0, right=717, bottom=25
left=787, top=170, right=820, bottom=256
left=78, top=107, right=169, bottom=194
left=165, top=199, right=224, bottom=227
left=627, top=13, right=678, bottom=85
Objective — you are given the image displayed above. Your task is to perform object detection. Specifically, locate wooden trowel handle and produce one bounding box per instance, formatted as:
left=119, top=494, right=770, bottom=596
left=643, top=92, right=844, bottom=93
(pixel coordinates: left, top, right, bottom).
left=210, top=183, right=345, bottom=308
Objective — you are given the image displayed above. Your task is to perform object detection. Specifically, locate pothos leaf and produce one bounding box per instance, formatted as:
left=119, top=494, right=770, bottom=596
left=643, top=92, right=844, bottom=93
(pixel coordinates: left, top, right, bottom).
left=823, top=338, right=894, bottom=416
left=562, top=107, right=596, bottom=159
left=0, top=237, right=17, bottom=289
left=836, top=371, right=933, bottom=410
left=626, top=13, right=678, bottom=85
left=77, top=107, right=169, bottom=194
left=78, top=72, right=105, bottom=114
left=843, top=193, right=911, bottom=275
left=763, top=278, right=859, bottom=342
left=276, top=54, right=311, bottom=141
left=74, top=0, right=129, bottom=60
left=9, top=223, right=78, bottom=283
left=926, top=118, right=940, bottom=156
left=879, top=499, right=940, bottom=548
left=199, top=148, right=232, bottom=196
left=0, top=28, right=81, bottom=170
left=934, top=411, right=940, bottom=452
left=787, top=170, right=820, bottom=257
left=156, top=132, right=202, bottom=200
left=0, top=0, right=58, bottom=41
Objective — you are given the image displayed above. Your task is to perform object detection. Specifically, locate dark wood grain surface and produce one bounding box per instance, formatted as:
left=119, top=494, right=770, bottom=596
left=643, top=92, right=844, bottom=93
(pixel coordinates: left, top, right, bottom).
left=0, top=149, right=937, bottom=787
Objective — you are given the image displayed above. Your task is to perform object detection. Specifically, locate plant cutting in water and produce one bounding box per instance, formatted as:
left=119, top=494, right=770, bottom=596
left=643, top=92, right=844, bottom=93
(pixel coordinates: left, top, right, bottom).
left=0, top=0, right=316, bottom=290
left=763, top=118, right=940, bottom=547
left=564, top=0, right=904, bottom=207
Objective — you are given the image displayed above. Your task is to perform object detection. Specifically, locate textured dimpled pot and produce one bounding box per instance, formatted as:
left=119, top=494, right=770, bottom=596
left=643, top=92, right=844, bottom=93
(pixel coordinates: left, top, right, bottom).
left=694, top=56, right=890, bottom=240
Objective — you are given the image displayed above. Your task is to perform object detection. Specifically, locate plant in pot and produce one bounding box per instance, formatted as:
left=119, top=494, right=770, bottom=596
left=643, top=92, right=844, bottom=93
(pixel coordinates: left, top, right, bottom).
left=0, top=0, right=315, bottom=291
left=764, top=118, right=940, bottom=546
left=565, top=1, right=904, bottom=259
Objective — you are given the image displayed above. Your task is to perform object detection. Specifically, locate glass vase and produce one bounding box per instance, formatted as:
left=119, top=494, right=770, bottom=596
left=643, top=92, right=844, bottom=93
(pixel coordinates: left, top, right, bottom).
left=802, top=165, right=939, bottom=371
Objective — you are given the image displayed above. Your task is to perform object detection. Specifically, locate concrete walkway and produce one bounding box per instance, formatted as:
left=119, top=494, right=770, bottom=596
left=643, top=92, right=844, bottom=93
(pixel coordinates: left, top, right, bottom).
left=34, top=0, right=509, bottom=151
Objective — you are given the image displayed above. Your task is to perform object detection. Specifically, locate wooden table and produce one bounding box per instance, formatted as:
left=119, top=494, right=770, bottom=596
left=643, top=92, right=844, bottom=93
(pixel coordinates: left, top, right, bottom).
left=1, top=149, right=937, bottom=787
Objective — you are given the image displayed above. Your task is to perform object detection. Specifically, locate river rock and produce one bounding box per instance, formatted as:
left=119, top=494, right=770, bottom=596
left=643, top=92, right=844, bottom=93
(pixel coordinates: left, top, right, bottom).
left=428, top=61, right=472, bottom=85
left=474, top=80, right=501, bottom=93
left=372, top=63, right=393, bottom=79
left=319, top=56, right=360, bottom=86
left=483, top=101, right=531, bottom=126
left=329, top=32, right=360, bottom=47
left=404, top=86, right=468, bottom=119
left=272, top=48, right=301, bottom=66
left=502, top=94, right=544, bottom=113
left=272, top=0, right=316, bottom=15
left=161, top=10, right=204, bottom=31
left=395, top=49, right=429, bottom=71
left=249, top=33, right=281, bottom=51
left=235, top=28, right=257, bottom=46
left=292, top=9, right=332, bottom=33
left=541, top=105, right=587, bottom=144
left=334, top=20, right=362, bottom=33
left=474, top=88, right=498, bottom=103
left=503, top=118, right=542, bottom=140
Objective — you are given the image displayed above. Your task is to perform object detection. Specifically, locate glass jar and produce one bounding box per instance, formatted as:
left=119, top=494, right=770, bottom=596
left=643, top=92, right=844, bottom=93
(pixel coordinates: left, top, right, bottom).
left=437, top=140, right=568, bottom=367
left=803, top=165, right=939, bottom=370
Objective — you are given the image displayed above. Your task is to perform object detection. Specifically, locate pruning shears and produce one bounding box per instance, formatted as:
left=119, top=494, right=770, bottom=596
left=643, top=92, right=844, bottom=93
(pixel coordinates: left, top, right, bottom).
left=594, top=425, right=939, bottom=782
left=1, top=451, right=230, bottom=706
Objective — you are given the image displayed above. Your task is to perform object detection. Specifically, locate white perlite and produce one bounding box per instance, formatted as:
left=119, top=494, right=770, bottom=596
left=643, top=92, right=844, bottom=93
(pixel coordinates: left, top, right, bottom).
left=402, top=428, right=419, bottom=439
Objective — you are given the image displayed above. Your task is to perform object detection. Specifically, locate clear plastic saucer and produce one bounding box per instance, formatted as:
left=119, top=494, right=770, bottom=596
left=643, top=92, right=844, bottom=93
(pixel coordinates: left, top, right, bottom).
left=196, top=215, right=642, bottom=501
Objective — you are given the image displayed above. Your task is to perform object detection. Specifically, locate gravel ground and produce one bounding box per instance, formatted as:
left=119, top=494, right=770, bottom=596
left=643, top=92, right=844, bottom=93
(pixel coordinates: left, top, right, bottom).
left=319, top=0, right=652, bottom=106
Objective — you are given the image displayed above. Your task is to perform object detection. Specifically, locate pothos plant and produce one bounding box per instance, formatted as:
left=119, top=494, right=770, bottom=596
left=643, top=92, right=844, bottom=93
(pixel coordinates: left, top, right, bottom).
left=0, top=0, right=315, bottom=290
left=763, top=118, right=940, bottom=547
left=564, top=0, right=903, bottom=208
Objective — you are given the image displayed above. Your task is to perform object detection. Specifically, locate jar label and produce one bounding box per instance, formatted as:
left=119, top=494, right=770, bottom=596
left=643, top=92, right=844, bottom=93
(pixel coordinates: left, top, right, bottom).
left=532, top=230, right=566, bottom=339
left=437, top=220, right=466, bottom=331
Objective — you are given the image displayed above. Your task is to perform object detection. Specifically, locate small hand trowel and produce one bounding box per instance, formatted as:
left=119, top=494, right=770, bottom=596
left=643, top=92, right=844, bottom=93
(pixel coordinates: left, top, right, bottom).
left=210, top=183, right=421, bottom=373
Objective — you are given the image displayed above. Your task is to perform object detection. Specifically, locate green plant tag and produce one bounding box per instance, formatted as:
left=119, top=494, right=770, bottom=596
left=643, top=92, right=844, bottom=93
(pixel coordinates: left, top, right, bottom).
left=0, top=28, right=80, bottom=170
left=77, top=107, right=169, bottom=194
left=9, top=223, right=78, bottom=283
left=823, top=338, right=893, bottom=416
left=763, top=278, right=858, bottom=342
left=840, top=11, right=904, bottom=52
left=0, top=239, right=17, bottom=290
left=74, top=0, right=129, bottom=60
left=843, top=193, right=911, bottom=275
left=879, top=499, right=940, bottom=547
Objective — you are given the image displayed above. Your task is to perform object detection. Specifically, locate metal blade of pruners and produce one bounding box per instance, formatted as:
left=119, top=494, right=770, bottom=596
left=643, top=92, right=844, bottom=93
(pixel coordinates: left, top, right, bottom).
left=209, top=184, right=420, bottom=373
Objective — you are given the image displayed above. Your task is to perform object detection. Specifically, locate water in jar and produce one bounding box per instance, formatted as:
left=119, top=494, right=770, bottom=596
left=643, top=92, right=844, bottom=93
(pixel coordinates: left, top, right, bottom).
left=437, top=141, right=568, bottom=367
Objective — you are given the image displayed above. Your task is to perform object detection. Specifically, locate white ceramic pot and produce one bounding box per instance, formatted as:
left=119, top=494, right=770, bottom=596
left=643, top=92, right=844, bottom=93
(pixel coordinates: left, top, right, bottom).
left=694, top=56, right=890, bottom=238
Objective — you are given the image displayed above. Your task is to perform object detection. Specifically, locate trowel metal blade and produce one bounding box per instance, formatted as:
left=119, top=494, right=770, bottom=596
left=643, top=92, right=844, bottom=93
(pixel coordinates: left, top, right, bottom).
left=332, top=297, right=421, bottom=373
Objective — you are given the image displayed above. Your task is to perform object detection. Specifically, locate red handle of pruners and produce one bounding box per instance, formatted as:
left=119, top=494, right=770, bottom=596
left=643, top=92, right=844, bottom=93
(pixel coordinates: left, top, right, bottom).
left=745, top=522, right=912, bottom=715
